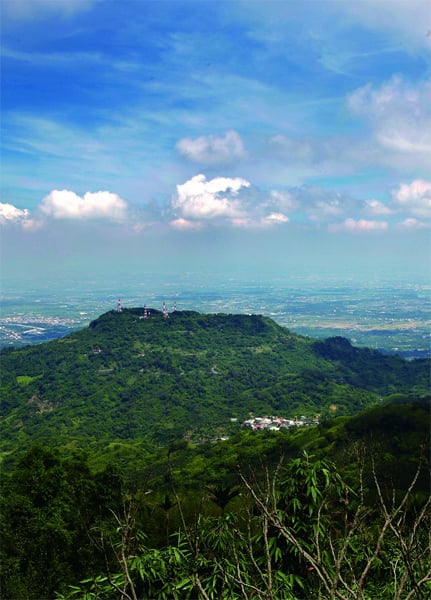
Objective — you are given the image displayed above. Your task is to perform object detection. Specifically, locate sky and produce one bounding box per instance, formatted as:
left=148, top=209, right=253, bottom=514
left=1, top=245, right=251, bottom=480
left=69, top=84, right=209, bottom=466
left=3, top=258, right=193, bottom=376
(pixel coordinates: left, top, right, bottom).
left=1, top=0, right=430, bottom=285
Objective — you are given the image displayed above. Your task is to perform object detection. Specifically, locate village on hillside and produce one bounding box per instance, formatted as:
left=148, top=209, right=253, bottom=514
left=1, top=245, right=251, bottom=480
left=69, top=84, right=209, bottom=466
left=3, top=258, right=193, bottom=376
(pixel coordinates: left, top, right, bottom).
left=240, top=414, right=319, bottom=431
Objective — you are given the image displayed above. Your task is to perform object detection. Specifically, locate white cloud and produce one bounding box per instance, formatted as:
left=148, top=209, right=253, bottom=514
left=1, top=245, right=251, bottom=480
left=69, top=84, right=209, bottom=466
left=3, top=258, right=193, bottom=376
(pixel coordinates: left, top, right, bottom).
left=176, top=130, right=245, bottom=164
left=365, top=199, right=393, bottom=216
left=172, top=174, right=250, bottom=221
left=334, top=0, right=431, bottom=50
left=263, top=212, right=289, bottom=225
left=0, top=203, right=29, bottom=224
left=398, top=218, right=429, bottom=229
left=279, top=185, right=362, bottom=223
left=329, top=218, right=389, bottom=233
left=348, top=77, right=431, bottom=168
left=0, top=203, right=42, bottom=230
left=363, top=191, right=431, bottom=222
left=170, top=218, right=203, bottom=231
left=40, top=190, right=128, bottom=220
left=171, top=174, right=293, bottom=229
left=170, top=177, right=428, bottom=232
left=309, top=199, right=344, bottom=220
left=229, top=212, right=289, bottom=229
left=390, top=179, right=431, bottom=219
left=5, top=176, right=429, bottom=237
left=238, top=0, right=431, bottom=53
left=269, top=190, right=299, bottom=213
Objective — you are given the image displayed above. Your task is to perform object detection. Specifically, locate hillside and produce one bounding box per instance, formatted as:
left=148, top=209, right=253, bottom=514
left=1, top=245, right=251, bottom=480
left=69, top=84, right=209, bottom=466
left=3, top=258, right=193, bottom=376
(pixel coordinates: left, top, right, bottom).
left=1, top=400, right=429, bottom=600
left=1, top=308, right=430, bottom=600
left=1, top=308, right=429, bottom=463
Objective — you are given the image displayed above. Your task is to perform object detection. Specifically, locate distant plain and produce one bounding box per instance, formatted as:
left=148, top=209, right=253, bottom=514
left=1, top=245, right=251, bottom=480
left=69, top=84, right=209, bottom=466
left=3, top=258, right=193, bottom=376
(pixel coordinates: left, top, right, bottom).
left=1, top=275, right=429, bottom=359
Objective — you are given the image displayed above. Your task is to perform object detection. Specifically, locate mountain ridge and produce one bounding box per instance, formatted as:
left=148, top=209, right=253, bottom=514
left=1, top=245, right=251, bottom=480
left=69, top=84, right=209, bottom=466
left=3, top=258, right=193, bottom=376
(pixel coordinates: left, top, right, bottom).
left=1, top=309, right=429, bottom=463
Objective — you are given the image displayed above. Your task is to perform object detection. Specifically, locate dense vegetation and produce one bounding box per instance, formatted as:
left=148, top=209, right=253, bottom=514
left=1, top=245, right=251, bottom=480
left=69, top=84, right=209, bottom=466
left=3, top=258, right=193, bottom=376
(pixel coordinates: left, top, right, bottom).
left=1, top=402, right=430, bottom=599
left=0, top=309, right=429, bottom=599
left=1, top=309, right=428, bottom=466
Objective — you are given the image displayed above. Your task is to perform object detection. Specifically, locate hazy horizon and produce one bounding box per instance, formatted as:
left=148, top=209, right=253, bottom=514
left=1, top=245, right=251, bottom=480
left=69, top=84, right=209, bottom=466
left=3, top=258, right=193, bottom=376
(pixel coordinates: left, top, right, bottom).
left=1, top=273, right=429, bottom=360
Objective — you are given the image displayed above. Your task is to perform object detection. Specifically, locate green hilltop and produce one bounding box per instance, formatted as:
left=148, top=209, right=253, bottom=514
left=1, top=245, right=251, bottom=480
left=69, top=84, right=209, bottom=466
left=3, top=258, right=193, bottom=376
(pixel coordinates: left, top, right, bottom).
left=1, top=308, right=429, bottom=463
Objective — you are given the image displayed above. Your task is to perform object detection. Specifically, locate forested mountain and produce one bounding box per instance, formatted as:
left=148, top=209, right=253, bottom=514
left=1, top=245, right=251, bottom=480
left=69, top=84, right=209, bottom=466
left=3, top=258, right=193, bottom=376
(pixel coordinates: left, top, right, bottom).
left=1, top=308, right=429, bottom=465
left=1, top=308, right=430, bottom=599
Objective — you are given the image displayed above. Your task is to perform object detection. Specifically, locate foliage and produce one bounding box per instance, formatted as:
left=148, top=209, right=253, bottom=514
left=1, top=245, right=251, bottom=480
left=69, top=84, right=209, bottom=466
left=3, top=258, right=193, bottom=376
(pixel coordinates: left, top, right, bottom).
left=1, top=401, right=429, bottom=599
left=53, top=451, right=431, bottom=600
left=1, top=309, right=428, bottom=466
left=1, top=309, right=430, bottom=598
left=0, top=446, right=124, bottom=599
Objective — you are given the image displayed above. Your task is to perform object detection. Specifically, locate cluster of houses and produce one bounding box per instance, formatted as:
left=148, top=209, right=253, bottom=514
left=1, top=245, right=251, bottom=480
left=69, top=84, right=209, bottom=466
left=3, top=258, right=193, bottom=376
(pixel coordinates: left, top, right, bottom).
left=241, top=415, right=319, bottom=431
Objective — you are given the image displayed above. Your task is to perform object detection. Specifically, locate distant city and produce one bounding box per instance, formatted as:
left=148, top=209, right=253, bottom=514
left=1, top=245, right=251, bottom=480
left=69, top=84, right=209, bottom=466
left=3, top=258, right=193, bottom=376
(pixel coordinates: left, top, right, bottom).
left=1, top=276, right=429, bottom=359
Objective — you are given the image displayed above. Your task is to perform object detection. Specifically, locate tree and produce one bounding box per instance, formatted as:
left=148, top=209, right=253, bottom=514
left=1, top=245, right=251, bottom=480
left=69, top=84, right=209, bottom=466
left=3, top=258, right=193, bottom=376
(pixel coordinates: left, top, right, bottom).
left=205, top=484, right=240, bottom=512
left=56, top=451, right=431, bottom=600
left=0, top=446, right=124, bottom=600
left=239, top=450, right=431, bottom=599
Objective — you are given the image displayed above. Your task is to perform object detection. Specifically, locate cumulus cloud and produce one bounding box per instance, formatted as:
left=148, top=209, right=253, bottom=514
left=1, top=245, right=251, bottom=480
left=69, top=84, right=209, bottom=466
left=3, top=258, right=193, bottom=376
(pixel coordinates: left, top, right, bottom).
left=176, top=130, right=245, bottom=164
left=390, top=179, right=431, bottom=219
left=169, top=177, right=431, bottom=232
left=348, top=77, right=431, bottom=167
left=1, top=189, right=130, bottom=231
left=171, top=174, right=292, bottom=229
left=362, top=179, right=431, bottom=227
left=293, top=180, right=431, bottom=231
left=172, top=174, right=250, bottom=221
left=0, top=203, right=29, bottom=224
left=5, top=177, right=429, bottom=236
left=0, top=203, right=42, bottom=230
left=329, top=218, right=389, bottom=233
left=40, top=189, right=128, bottom=220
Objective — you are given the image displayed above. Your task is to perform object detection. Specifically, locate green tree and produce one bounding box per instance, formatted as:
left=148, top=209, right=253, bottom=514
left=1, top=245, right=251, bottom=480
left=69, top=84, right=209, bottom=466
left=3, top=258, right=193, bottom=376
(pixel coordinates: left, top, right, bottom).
left=0, top=446, right=124, bottom=599
left=57, top=452, right=430, bottom=600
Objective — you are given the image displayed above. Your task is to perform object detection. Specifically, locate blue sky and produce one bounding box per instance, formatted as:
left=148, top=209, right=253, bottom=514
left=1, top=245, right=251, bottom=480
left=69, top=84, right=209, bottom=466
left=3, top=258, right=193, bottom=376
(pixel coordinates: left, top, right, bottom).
left=1, top=0, right=430, bottom=283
